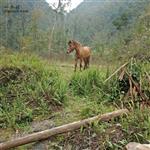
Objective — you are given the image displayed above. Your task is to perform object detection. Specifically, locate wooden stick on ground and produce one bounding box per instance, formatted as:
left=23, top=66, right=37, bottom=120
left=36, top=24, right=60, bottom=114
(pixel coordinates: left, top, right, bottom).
left=104, top=62, right=129, bottom=83
left=0, top=109, right=129, bottom=150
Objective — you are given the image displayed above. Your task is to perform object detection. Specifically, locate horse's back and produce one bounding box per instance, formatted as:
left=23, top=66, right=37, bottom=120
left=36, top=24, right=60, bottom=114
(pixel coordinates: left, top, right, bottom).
left=81, top=46, right=91, bottom=58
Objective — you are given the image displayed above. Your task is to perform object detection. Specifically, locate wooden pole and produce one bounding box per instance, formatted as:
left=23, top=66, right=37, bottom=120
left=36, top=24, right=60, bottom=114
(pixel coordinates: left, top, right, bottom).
left=0, top=109, right=128, bottom=150
left=104, top=62, right=129, bottom=83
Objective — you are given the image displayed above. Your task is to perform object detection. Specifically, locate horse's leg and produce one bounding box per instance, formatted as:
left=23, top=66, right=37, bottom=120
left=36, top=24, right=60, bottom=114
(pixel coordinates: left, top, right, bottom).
left=80, top=59, right=83, bottom=71
left=86, top=56, right=90, bottom=68
left=84, top=57, right=90, bottom=69
left=83, top=58, right=87, bottom=70
left=74, top=58, right=78, bottom=72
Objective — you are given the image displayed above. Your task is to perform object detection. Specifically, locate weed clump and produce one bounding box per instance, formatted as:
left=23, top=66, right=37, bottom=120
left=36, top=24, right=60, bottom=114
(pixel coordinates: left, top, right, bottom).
left=0, top=67, right=23, bottom=85
left=69, top=68, right=104, bottom=97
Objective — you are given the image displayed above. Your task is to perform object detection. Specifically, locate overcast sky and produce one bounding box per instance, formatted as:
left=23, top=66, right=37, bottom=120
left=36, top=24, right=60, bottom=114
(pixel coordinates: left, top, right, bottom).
left=46, top=0, right=83, bottom=11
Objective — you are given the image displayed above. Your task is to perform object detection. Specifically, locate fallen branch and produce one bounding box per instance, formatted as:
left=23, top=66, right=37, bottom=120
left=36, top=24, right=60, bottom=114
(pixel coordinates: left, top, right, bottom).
left=0, top=109, right=128, bottom=150
left=104, top=62, right=129, bottom=83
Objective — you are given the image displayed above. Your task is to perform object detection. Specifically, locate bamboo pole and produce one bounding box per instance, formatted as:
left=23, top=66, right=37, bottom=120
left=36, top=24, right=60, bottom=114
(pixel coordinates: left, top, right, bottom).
left=0, top=109, right=128, bottom=150
left=104, top=62, right=129, bottom=83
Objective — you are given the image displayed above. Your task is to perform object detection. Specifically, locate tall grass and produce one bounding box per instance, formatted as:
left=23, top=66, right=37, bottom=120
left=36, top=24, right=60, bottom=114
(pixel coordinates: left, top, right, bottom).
left=69, top=68, right=105, bottom=97
left=0, top=52, right=67, bottom=128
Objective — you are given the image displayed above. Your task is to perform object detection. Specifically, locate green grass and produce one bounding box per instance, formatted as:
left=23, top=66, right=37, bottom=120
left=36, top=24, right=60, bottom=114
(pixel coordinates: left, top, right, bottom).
left=0, top=52, right=67, bottom=128
left=0, top=52, right=150, bottom=150
left=69, top=68, right=106, bottom=96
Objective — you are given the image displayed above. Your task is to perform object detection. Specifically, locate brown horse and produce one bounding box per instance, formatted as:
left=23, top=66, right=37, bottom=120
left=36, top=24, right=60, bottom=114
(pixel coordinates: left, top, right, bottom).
left=67, top=40, right=91, bottom=72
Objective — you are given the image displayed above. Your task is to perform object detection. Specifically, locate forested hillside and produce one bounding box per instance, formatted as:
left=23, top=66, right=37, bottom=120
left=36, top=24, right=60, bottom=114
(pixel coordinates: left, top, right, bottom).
left=0, top=0, right=150, bottom=59
left=0, top=0, right=55, bottom=51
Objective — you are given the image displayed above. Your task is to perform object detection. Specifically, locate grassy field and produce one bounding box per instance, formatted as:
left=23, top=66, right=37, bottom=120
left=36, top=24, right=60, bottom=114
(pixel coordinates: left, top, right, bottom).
left=0, top=52, right=150, bottom=150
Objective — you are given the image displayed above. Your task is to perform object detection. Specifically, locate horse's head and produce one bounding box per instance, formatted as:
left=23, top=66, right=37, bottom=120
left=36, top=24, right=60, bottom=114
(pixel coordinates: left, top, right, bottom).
left=67, top=40, right=76, bottom=54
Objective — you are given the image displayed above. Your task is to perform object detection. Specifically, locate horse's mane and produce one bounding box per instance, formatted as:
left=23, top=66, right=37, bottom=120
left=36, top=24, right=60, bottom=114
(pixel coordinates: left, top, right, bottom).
left=69, top=40, right=82, bottom=46
left=74, top=40, right=81, bottom=46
